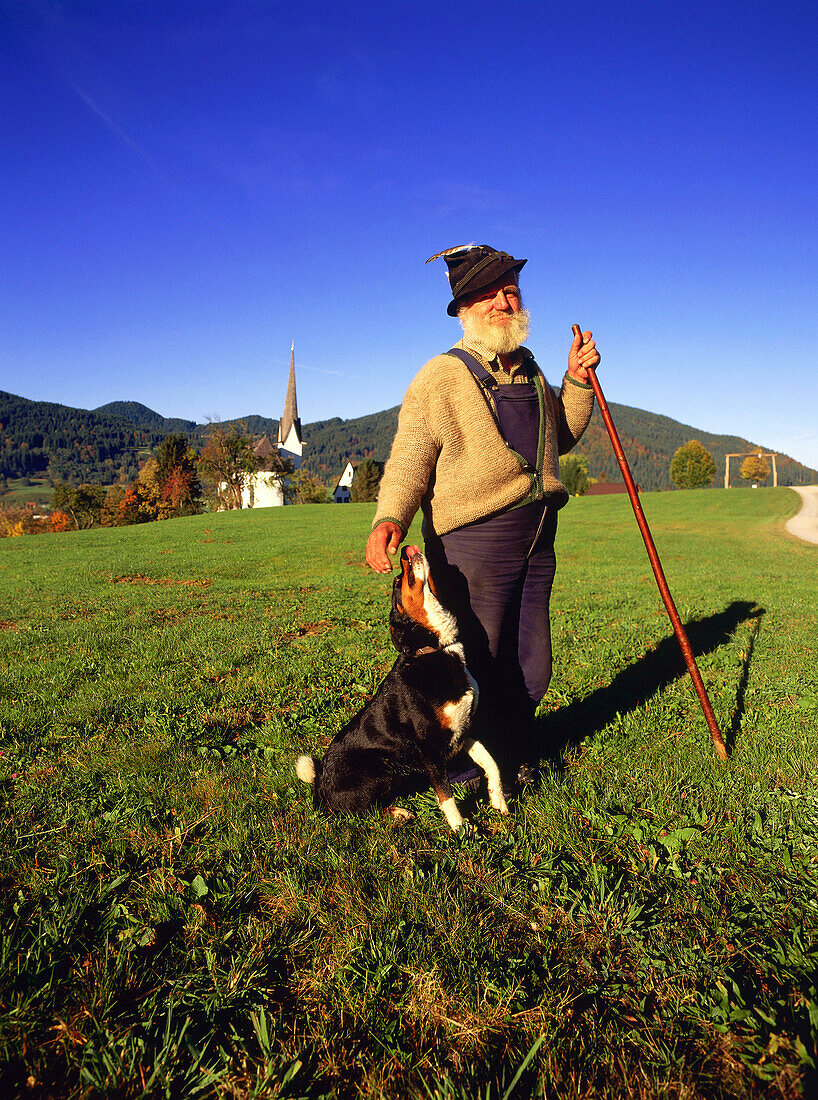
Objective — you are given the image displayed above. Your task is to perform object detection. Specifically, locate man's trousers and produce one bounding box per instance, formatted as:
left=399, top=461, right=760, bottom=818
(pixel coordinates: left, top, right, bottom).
left=425, top=500, right=558, bottom=778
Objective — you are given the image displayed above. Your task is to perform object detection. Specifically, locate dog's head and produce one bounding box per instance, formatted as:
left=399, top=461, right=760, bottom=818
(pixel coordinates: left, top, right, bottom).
left=389, top=545, right=458, bottom=655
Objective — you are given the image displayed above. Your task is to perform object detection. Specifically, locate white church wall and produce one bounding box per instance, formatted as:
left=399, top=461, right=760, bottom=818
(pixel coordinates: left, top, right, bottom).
left=241, top=472, right=285, bottom=509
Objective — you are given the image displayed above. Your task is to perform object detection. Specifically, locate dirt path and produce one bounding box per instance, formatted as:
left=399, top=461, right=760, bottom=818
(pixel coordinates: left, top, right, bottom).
left=785, top=485, right=818, bottom=545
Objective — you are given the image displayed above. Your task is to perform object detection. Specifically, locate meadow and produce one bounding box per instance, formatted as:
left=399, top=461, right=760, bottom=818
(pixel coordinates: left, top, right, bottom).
left=0, top=489, right=816, bottom=1099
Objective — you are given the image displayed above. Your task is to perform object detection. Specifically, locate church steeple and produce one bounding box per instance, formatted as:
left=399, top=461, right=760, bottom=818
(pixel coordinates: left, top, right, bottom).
left=277, top=342, right=303, bottom=463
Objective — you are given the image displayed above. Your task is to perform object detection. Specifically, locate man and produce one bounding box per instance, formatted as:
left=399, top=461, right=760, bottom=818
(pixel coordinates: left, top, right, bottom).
left=365, top=245, right=600, bottom=789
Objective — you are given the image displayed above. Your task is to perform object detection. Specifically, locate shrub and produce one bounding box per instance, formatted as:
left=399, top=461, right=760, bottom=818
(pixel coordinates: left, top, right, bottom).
left=559, top=454, right=590, bottom=496
left=50, top=510, right=74, bottom=533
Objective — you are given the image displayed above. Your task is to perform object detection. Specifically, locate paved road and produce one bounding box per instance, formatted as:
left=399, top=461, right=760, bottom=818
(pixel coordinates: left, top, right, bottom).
left=785, top=485, right=818, bottom=545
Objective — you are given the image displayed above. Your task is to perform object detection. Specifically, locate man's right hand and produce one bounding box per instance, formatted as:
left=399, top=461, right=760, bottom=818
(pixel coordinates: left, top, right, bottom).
left=366, top=522, right=404, bottom=573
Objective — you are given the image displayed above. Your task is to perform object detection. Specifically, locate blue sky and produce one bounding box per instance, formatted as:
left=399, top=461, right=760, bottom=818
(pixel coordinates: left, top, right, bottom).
left=3, top=0, right=818, bottom=470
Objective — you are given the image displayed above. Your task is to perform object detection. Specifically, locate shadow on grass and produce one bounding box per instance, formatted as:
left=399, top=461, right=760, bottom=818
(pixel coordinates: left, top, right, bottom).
left=537, top=599, right=764, bottom=763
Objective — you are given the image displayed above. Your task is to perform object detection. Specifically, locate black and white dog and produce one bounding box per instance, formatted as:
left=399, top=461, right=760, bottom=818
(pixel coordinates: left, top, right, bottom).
left=295, top=545, right=508, bottom=831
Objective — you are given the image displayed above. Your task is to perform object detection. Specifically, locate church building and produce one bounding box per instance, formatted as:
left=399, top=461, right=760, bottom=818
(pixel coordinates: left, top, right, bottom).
left=239, top=343, right=303, bottom=508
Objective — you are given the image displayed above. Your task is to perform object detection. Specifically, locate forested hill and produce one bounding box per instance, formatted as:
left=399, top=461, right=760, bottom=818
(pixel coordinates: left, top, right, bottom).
left=93, top=401, right=197, bottom=435
left=573, top=404, right=816, bottom=490
left=1, top=392, right=177, bottom=486
left=2, top=388, right=816, bottom=492
left=304, top=402, right=818, bottom=490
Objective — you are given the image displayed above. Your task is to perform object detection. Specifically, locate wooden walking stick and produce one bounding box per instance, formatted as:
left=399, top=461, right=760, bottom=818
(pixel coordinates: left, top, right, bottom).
left=572, top=324, right=728, bottom=762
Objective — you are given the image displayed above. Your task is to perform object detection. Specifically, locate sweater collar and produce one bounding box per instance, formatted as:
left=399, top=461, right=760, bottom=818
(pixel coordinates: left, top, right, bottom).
left=458, top=337, right=529, bottom=379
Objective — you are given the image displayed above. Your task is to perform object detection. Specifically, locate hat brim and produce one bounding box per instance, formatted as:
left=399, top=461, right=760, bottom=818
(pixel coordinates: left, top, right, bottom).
left=447, top=256, right=527, bottom=316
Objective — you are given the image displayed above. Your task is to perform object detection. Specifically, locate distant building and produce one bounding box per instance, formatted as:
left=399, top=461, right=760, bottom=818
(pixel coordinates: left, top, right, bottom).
left=276, top=343, right=303, bottom=471
left=241, top=435, right=286, bottom=508
left=240, top=344, right=304, bottom=509
left=333, top=460, right=357, bottom=503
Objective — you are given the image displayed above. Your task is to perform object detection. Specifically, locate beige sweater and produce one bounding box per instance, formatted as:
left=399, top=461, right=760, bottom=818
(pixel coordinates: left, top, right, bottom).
left=373, top=339, right=594, bottom=537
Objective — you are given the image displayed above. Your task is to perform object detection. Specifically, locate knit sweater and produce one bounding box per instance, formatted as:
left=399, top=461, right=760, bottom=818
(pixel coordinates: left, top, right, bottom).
left=373, top=338, right=595, bottom=537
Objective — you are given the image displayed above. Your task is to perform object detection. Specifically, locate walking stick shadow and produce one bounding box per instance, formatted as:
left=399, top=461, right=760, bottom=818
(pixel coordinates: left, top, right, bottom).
left=536, top=600, right=764, bottom=763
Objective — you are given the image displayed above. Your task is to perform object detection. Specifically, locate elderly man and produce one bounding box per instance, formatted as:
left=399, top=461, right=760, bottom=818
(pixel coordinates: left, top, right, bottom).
left=365, top=245, right=600, bottom=790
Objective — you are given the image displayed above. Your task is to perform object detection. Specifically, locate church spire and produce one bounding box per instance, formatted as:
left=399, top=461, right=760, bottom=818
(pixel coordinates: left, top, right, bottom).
left=277, top=342, right=302, bottom=459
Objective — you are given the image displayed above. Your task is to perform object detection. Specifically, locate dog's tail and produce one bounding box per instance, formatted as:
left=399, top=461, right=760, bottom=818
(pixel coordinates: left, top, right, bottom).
left=295, top=754, right=320, bottom=786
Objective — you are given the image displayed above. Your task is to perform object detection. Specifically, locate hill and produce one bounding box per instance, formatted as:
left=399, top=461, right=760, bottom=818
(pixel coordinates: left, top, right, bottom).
left=574, top=404, right=814, bottom=491
left=0, top=391, right=170, bottom=487
left=1, top=388, right=816, bottom=494
left=93, top=401, right=197, bottom=435
left=303, top=401, right=818, bottom=492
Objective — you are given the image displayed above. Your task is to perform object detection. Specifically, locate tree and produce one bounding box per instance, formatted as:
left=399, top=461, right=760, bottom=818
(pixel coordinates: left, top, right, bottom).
left=152, top=434, right=202, bottom=516
left=350, top=458, right=383, bottom=503
left=740, top=454, right=770, bottom=485
left=197, top=424, right=260, bottom=510
left=99, top=484, right=126, bottom=527
left=118, top=480, right=160, bottom=524
left=51, top=481, right=106, bottom=528
left=559, top=454, right=590, bottom=496
left=50, top=510, right=74, bottom=533
left=670, top=440, right=716, bottom=489
left=287, top=469, right=330, bottom=504
left=153, top=433, right=190, bottom=482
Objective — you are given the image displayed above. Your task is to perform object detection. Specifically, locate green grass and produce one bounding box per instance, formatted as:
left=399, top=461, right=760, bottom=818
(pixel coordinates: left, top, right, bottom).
left=1, top=478, right=54, bottom=507
left=1, top=490, right=816, bottom=1098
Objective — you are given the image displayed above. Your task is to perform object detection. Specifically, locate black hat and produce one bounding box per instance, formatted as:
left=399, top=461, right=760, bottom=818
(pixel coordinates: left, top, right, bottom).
left=426, top=244, right=527, bottom=316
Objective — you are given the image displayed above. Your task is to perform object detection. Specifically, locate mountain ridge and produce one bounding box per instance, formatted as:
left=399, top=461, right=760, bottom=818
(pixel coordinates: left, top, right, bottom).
left=1, top=388, right=815, bottom=492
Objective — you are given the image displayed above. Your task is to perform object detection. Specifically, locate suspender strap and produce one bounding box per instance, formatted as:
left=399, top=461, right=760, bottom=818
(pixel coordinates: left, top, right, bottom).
left=445, top=347, right=497, bottom=388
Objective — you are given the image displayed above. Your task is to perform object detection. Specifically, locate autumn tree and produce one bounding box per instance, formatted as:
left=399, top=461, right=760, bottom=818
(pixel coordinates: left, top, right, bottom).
left=152, top=434, right=202, bottom=516
left=670, top=440, right=716, bottom=489
left=350, top=458, right=384, bottom=503
left=740, top=454, right=770, bottom=485
left=559, top=454, right=590, bottom=497
left=118, top=480, right=159, bottom=524
left=138, top=434, right=202, bottom=519
left=49, top=510, right=74, bottom=533
left=99, top=484, right=126, bottom=527
left=197, top=424, right=260, bottom=510
left=0, top=507, right=49, bottom=537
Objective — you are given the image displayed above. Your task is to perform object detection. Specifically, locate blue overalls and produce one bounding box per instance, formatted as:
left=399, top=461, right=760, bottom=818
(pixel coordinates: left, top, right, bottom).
left=424, top=349, right=559, bottom=781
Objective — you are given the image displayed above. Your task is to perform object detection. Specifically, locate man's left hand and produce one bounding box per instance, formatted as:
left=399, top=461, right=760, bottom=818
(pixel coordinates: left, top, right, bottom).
left=568, top=329, right=601, bottom=384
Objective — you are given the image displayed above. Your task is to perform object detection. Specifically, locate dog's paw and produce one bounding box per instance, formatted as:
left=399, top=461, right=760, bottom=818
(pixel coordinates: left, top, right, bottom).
left=387, top=806, right=414, bottom=825
left=295, top=755, right=316, bottom=785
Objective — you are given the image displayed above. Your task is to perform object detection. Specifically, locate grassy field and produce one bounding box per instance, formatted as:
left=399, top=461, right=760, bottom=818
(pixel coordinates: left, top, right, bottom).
left=1, top=489, right=816, bottom=1099
left=1, top=478, right=54, bottom=508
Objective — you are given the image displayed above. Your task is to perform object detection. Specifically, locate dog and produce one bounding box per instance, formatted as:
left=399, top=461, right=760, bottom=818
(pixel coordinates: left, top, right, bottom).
left=295, top=545, right=508, bottom=831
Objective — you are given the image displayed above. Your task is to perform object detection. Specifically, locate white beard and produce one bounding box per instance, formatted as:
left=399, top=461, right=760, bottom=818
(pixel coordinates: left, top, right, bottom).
left=459, top=307, right=531, bottom=355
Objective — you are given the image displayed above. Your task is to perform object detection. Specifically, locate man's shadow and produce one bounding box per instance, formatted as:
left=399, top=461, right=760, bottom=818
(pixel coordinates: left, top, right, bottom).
left=535, top=600, right=764, bottom=765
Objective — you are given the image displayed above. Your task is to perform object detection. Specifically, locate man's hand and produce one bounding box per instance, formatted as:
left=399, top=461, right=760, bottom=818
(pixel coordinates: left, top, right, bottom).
left=568, top=328, right=601, bottom=384
left=366, top=521, right=404, bottom=573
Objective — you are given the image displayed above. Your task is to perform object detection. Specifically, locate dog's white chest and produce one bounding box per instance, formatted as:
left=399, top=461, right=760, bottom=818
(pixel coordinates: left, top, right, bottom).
left=441, top=689, right=475, bottom=737
left=440, top=644, right=478, bottom=740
